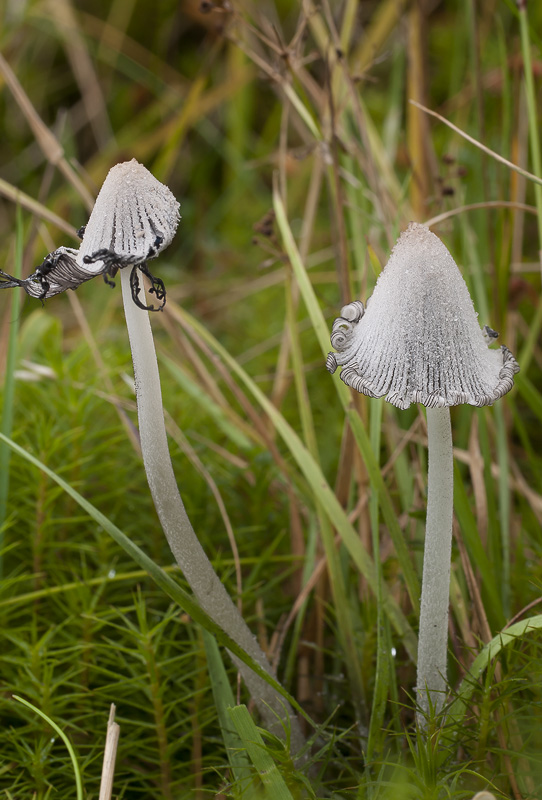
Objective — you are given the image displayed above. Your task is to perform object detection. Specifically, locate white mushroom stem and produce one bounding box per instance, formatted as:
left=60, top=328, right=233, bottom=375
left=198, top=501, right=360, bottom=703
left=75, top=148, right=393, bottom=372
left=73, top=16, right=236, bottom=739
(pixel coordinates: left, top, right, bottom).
left=120, top=270, right=304, bottom=752
left=416, top=405, right=454, bottom=725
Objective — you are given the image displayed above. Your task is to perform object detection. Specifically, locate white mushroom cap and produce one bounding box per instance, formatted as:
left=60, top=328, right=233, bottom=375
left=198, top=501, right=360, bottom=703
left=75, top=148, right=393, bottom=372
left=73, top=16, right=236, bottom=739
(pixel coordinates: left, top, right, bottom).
left=77, top=159, right=181, bottom=273
left=326, top=222, right=519, bottom=410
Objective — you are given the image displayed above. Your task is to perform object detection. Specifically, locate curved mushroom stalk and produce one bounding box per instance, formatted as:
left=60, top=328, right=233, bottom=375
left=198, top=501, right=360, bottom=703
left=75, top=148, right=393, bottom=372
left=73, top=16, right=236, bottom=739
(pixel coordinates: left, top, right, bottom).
left=120, top=269, right=305, bottom=753
left=326, top=222, right=519, bottom=730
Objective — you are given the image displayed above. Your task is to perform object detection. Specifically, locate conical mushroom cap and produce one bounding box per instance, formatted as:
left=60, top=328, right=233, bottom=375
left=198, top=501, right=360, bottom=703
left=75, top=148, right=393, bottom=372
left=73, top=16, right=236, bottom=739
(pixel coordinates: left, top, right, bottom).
left=78, top=159, right=180, bottom=273
left=326, top=223, right=519, bottom=410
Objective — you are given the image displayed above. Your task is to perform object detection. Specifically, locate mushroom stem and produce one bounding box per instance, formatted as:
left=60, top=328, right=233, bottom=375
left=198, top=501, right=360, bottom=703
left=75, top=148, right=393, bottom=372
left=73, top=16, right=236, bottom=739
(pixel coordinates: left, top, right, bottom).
left=416, top=405, right=454, bottom=725
left=120, top=270, right=304, bottom=753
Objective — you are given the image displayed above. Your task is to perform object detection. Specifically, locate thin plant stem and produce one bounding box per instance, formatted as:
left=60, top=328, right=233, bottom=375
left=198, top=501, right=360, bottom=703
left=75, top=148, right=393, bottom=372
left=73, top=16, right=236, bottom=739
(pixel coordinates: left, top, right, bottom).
left=119, top=269, right=305, bottom=753
left=13, top=695, right=84, bottom=800
left=416, top=406, right=454, bottom=726
left=424, top=200, right=537, bottom=228
left=518, top=0, right=542, bottom=268
left=410, top=99, right=542, bottom=188
left=0, top=177, right=75, bottom=235
left=0, top=207, right=22, bottom=578
left=495, top=402, right=511, bottom=617
left=98, top=705, right=120, bottom=800
left=366, top=399, right=389, bottom=763
left=0, top=53, right=94, bottom=211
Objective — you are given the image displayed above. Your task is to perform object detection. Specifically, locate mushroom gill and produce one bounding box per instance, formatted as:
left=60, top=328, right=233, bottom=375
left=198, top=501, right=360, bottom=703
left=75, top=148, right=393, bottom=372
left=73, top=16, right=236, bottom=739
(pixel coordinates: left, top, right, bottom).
left=326, top=222, right=519, bottom=410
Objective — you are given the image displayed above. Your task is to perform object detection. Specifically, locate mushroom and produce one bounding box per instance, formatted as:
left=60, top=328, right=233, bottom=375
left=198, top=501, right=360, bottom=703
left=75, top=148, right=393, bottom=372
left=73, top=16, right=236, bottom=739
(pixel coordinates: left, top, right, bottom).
left=0, top=160, right=305, bottom=751
left=0, top=159, right=179, bottom=311
left=326, top=222, right=519, bottom=724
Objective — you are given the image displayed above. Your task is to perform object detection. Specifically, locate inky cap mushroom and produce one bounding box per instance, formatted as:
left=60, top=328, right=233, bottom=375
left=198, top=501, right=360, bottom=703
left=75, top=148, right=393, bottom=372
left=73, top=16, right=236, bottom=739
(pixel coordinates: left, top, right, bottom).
left=0, top=159, right=180, bottom=311
left=326, top=223, right=519, bottom=409
left=78, top=159, right=180, bottom=275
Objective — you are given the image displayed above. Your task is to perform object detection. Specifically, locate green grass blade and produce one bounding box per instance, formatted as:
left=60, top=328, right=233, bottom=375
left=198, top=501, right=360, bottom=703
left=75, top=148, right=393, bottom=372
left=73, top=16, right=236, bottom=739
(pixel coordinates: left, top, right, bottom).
left=447, top=614, right=542, bottom=730
left=202, top=629, right=253, bottom=787
left=366, top=400, right=390, bottom=764
left=284, top=520, right=317, bottom=688
left=282, top=83, right=321, bottom=141
left=494, top=403, right=511, bottom=616
left=272, top=185, right=420, bottom=613
left=272, top=179, right=329, bottom=356
left=284, top=267, right=367, bottom=715
left=453, top=462, right=504, bottom=627
left=518, top=2, right=542, bottom=251
left=0, top=206, right=23, bottom=578
left=227, top=704, right=294, bottom=800
left=12, top=694, right=84, bottom=800
left=516, top=373, right=542, bottom=424
left=518, top=296, right=542, bottom=374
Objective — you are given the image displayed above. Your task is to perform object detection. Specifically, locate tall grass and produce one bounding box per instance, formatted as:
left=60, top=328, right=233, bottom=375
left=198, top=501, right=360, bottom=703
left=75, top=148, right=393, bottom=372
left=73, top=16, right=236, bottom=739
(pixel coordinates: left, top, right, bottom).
left=0, top=1, right=541, bottom=797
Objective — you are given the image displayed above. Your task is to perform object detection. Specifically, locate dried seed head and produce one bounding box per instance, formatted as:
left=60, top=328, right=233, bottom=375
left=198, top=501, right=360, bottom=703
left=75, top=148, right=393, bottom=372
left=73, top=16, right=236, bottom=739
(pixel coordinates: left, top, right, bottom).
left=327, top=223, right=519, bottom=410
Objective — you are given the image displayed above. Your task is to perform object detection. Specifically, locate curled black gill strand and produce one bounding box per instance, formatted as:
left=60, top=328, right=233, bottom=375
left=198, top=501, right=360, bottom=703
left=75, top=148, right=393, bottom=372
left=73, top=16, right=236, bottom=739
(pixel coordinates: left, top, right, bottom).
left=130, top=264, right=166, bottom=312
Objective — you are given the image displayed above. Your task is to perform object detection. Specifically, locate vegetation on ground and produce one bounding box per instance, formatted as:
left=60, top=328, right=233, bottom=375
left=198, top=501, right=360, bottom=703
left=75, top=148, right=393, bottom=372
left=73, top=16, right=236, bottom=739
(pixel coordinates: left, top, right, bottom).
left=0, top=1, right=541, bottom=797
